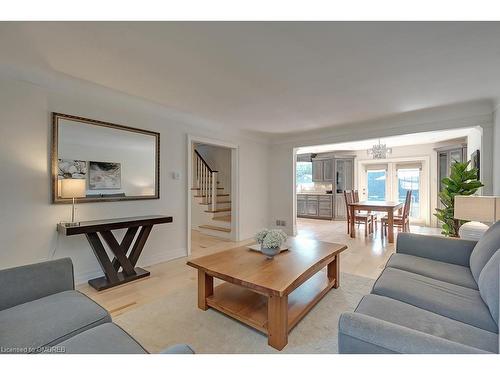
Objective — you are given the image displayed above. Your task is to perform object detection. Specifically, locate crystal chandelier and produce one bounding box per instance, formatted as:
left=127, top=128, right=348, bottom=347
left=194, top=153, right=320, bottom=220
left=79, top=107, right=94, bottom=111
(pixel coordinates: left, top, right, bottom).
left=367, top=139, right=392, bottom=159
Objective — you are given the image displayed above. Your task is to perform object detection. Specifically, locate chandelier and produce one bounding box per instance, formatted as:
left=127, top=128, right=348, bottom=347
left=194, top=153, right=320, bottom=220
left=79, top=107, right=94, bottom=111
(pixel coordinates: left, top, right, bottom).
left=367, top=139, right=392, bottom=159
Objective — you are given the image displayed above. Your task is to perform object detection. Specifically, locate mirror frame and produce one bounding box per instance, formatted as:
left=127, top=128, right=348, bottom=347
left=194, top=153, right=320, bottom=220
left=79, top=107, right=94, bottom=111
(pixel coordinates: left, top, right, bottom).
left=51, top=112, right=160, bottom=204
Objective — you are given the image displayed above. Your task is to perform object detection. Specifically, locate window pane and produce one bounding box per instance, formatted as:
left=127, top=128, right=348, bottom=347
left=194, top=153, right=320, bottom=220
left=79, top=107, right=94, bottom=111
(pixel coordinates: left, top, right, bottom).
left=367, top=170, right=386, bottom=201
left=296, top=162, right=313, bottom=190
left=397, top=168, right=420, bottom=218
left=296, top=162, right=312, bottom=183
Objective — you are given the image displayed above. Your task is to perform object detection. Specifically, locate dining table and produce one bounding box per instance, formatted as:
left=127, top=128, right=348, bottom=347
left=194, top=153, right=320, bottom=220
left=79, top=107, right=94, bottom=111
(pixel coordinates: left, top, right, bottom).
left=347, top=200, right=404, bottom=243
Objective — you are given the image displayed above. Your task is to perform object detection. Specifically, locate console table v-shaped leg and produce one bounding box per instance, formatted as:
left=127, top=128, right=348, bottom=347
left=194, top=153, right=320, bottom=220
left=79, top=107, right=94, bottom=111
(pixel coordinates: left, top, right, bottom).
left=57, top=215, right=173, bottom=291
left=86, top=227, right=152, bottom=291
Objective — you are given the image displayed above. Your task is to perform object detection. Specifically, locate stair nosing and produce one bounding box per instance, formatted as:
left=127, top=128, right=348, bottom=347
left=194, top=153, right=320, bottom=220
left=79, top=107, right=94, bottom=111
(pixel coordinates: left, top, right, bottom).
left=199, top=225, right=231, bottom=233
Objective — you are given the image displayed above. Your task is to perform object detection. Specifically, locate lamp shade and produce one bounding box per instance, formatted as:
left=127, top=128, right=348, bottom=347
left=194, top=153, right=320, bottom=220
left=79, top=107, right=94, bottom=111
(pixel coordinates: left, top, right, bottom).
left=454, top=196, right=499, bottom=222
left=60, top=179, right=86, bottom=199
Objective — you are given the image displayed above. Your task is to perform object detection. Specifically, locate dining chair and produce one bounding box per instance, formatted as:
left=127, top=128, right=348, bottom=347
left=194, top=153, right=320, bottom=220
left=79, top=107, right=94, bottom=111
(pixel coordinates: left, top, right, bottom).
left=381, top=190, right=412, bottom=236
left=353, top=189, right=378, bottom=231
left=344, top=190, right=374, bottom=237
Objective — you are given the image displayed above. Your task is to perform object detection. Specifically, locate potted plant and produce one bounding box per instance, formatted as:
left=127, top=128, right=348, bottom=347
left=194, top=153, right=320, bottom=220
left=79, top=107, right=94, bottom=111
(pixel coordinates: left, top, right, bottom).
left=434, top=160, right=483, bottom=237
left=255, top=229, right=288, bottom=259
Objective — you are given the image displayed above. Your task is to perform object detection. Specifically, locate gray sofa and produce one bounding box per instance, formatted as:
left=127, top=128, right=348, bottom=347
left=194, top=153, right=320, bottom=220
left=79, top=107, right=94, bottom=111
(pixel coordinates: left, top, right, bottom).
left=339, top=220, right=500, bottom=354
left=0, top=258, right=193, bottom=354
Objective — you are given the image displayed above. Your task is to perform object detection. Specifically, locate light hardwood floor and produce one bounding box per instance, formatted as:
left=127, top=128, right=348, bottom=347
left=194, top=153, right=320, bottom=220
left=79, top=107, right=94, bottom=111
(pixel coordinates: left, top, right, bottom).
left=78, top=221, right=440, bottom=318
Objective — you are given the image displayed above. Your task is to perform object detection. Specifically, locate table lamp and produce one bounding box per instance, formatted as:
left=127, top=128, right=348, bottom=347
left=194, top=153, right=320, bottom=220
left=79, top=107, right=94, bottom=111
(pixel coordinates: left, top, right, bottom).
left=454, top=196, right=500, bottom=240
left=60, top=178, right=86, bottom=226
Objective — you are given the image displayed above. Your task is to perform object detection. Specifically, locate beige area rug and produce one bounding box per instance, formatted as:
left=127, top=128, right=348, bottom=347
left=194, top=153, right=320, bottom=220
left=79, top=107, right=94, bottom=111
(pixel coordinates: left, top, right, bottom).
left=115, top=272, right=374, bottom=354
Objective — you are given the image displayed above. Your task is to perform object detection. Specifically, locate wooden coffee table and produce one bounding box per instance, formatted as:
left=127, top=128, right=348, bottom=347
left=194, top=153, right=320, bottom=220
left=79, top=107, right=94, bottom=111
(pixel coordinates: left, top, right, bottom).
left=187, top=237, right=347, bottom=350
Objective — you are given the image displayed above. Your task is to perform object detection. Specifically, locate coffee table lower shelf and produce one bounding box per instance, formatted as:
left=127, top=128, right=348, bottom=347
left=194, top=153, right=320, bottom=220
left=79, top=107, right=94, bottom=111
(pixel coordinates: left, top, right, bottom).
left=206, top=270, right=335, bottom=336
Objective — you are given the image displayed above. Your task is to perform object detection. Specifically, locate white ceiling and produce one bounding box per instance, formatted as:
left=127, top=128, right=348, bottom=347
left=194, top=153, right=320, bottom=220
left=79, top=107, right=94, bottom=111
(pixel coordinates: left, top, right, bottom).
left=296, top=127, right=473, bottom=154
left=1, top=22, right=500, bottom=134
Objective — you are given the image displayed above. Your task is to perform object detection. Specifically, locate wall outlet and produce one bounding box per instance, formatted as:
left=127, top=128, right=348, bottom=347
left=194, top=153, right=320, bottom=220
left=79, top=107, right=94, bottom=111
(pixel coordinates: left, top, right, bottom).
left=275, top=220, right=286, bottom=227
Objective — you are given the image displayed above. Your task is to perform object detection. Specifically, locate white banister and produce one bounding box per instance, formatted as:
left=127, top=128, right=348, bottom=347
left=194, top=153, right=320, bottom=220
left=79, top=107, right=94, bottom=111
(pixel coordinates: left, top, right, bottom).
left=211, top=171, right=217, bottom=212
left=194, top=151, right=219, bottom=211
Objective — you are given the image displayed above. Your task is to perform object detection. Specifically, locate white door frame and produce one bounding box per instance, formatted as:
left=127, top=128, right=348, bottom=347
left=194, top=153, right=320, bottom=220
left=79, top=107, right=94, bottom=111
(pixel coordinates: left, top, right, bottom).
left=186, top=135, right=240, bottom=255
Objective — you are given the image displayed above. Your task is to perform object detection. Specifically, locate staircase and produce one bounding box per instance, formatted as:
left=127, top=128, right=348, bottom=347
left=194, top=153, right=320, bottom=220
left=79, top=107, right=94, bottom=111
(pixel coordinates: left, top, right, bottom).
left=192, top=149, right=232, bottom=239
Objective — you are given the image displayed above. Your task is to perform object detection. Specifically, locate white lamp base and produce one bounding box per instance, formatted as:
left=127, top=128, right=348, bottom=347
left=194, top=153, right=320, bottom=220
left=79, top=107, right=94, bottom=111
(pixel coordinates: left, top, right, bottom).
left=458, top=221, right=489, bottom=241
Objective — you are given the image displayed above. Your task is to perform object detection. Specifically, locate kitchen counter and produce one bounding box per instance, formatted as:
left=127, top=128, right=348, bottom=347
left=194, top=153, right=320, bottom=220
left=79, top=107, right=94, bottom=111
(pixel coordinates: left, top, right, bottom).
left=297, top=192, right=333, bottom=196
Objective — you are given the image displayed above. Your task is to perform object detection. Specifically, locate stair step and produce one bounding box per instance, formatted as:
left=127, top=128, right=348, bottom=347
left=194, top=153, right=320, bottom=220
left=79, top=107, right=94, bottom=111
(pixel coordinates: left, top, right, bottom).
left=194, top=193, right=229, bottom=197
left=213, top=215, right=231, bottom=222
left=199, top=200, right=231, bottom=205
left=199, top=225, right=231, bottom=233
left=205, top=208, right=231, bottom=213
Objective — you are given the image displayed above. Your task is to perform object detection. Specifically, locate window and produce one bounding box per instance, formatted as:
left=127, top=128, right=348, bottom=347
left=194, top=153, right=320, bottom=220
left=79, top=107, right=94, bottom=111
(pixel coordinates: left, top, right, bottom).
left=366, top=169, right=386, bottom=201
left=397, top=168, right=420, bottom=218
left=296, top=161, right=313, bottom=190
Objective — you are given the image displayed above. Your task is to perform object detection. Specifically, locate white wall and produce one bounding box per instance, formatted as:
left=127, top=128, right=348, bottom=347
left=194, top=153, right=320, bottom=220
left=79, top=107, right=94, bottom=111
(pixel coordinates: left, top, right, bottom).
left=269, top=103, right=494, bottom=235
left=0, top=74, right=270, bottom=284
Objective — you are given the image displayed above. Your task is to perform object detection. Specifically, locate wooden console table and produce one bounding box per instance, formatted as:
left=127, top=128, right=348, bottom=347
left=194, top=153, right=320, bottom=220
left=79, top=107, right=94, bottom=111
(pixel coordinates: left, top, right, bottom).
left=57, top=215, right=173, bottom=291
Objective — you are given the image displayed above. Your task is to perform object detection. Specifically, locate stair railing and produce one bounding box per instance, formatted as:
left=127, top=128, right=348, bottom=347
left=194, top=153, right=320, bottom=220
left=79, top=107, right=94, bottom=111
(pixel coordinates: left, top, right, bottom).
left=194, top=150, right=219, bottom=212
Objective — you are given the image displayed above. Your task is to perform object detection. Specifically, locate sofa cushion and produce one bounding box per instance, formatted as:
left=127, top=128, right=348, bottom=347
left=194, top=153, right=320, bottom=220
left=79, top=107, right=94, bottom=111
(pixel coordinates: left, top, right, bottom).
left=372, top=267, right=497, bottom=333
left=386, top=253, right=478, bottom=289
left=470, top=220, right=500, bottom=282
left=355, top=294, right=498, bottom=353
left=478, top=249, right=500, bottom=326
left=46, top=323, right=147, bottom=354
left=0, top=290, right=110, bottom=353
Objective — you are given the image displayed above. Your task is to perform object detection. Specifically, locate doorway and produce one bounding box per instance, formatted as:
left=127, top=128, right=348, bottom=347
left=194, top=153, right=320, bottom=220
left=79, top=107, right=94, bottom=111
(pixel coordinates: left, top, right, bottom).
left=186, top=135, right=239, bottom=256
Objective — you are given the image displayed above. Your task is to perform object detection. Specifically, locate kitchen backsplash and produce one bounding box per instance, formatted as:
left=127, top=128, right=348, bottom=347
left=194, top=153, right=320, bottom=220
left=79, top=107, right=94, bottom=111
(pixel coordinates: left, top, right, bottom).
left=297, top=182, right=333, bottom=193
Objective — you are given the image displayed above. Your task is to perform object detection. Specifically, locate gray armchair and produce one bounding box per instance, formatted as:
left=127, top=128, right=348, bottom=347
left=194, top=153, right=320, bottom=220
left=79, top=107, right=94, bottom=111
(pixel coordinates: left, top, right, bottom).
left=0, top=258, right=193, bottom=354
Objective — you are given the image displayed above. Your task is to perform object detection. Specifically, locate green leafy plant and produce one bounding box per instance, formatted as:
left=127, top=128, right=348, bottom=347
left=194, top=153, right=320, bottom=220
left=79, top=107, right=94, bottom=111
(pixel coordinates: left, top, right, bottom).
left=434, top=161, right=483, bottom=237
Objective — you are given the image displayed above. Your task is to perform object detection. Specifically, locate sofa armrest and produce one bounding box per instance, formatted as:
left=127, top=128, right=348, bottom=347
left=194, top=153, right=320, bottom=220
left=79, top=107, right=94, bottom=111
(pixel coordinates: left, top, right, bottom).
left=160, top=344, right=195, bottom=354
left=338, top=312, right=491, bottom=354
left=396, top=233, right=477, bottom=267
left=0, top=258, right=74, bottom=311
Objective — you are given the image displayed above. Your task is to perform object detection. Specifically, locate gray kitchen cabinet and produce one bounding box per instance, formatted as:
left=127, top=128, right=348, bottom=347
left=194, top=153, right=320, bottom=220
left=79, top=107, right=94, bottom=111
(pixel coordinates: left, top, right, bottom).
left=306, top=195, right=319, bottom=216
left=335, top=195, right=347, bottom=219
left=323, top=159, right=334, bottom=181
left=297, top=196, right=306, bottom=215
left=312, top=160, right=324, bottom=182
left=297, top=194, right=333, bottom=219
left=318, top=196, right=333, bottom=217
left=312, top=158, right=334, bottom=182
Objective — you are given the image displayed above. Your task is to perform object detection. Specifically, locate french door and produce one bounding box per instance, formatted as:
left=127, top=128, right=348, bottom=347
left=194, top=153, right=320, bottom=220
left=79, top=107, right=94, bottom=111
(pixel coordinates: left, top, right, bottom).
left=362, top=161, right=426, bottom=223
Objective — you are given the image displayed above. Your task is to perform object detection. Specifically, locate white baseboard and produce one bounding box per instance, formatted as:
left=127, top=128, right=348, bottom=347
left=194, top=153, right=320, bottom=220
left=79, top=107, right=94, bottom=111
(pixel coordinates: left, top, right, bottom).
left=74, top=247, right=187, bottom=286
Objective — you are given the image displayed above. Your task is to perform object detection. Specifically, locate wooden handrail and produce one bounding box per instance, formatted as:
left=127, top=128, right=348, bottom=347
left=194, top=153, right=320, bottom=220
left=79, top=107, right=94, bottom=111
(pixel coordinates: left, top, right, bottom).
left=194, top=149, right=218, bottom=173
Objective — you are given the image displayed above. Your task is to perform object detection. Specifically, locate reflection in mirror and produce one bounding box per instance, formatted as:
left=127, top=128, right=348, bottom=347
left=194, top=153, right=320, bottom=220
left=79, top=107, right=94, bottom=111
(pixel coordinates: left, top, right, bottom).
left=52, top=113, right=159, bottom=203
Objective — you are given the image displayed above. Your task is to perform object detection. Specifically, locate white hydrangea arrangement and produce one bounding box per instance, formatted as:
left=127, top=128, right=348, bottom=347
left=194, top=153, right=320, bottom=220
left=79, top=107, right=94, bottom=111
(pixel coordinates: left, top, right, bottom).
left=255, top=229, right=287, bottom=249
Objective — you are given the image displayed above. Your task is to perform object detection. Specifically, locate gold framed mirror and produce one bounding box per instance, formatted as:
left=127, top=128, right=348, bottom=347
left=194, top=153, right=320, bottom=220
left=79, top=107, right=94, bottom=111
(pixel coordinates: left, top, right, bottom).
left=51, top=113, right=160, bottom=203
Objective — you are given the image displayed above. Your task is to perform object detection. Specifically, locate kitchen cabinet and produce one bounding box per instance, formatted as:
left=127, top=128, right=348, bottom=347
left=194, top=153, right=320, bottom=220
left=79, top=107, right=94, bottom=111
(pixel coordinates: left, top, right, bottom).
left=437, top=145, right=467, bottom=208
left=312, top=158, right=334, bottom=182
left=335, top=158, right=354, bottom=193
left=297, top=196, right=306, bottom=215
left=335, top=195, right=347, bottom=219
left=297, top=155, right=354, bottom=220
left=312, top=160, right=324, bottom=182
left=297, top=194, right=333, bottom=219
left=334, top=158, right=354, bottom=220
left=306, top=197, right=318, bottom=216
left=323, top=159, right=334, bottom=181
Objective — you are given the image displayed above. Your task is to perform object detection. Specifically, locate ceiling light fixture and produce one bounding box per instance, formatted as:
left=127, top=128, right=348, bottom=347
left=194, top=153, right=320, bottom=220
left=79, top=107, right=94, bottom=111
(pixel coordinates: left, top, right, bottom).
left=367, top=139, right=392, bottom=159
